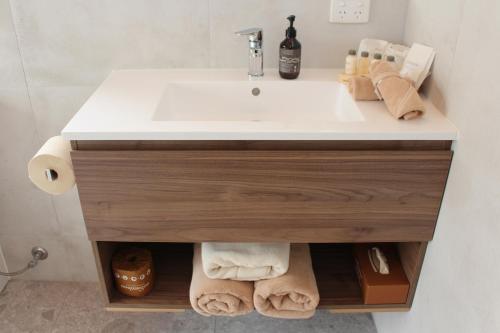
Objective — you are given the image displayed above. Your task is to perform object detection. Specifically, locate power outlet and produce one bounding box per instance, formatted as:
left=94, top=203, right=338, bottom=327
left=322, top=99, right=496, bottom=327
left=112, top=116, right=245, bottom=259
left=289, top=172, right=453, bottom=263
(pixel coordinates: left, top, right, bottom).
left=329, top=0, right=371, bottom=24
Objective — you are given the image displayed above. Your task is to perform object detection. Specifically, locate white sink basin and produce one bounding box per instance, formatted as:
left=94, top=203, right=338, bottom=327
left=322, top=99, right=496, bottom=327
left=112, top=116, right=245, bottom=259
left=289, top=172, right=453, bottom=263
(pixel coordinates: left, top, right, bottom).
left=61, top=69, right=458, bottom=141
left=152, top=81, right=364, bottom=123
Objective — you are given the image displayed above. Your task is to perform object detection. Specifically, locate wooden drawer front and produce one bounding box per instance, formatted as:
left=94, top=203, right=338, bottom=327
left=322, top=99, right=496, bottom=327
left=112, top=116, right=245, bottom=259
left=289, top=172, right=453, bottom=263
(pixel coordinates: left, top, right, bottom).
left=72, top=150, right=452, bottom=242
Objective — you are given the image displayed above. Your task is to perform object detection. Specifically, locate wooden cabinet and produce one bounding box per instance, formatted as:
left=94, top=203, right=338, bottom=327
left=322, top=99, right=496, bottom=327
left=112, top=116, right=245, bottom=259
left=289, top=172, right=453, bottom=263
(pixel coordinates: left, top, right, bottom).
left=71, top=140, right=452, bottom=313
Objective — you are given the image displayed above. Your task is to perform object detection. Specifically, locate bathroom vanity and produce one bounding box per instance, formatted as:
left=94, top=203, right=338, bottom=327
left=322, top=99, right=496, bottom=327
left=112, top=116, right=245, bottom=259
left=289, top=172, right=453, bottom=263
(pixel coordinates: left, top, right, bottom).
left=62, top=69, right=457, bottom=313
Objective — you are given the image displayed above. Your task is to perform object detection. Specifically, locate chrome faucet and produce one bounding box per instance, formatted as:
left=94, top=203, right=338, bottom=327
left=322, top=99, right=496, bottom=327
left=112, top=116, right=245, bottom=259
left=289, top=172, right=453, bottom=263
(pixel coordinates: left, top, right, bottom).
left=235, top=28, right=264, bottom=77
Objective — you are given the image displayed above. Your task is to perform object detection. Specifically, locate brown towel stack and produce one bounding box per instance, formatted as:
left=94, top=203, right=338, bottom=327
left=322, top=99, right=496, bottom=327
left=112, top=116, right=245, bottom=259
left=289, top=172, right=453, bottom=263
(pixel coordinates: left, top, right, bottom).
left=347, top=75, right=379, bottom=101
left=253, top=244, right=320, bottom=319
left=369, top=61, right=425, bottom=120
left=189, top=244, right=254, bottom=317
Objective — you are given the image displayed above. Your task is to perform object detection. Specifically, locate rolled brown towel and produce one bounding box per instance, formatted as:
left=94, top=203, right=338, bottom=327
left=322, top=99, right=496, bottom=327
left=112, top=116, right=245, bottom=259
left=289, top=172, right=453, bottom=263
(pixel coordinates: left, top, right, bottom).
left=348, top=75, right=379, bottom=101
left=369, top=61, right=425, bottom=120
left=254, top=244, right=320, bottom=319
left=189, top=244, right=254, bottom=317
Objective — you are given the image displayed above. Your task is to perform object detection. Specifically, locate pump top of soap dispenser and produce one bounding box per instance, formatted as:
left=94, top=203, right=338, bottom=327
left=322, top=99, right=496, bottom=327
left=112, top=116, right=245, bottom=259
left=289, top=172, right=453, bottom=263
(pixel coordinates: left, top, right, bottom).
left=286, top=15, right=296, bottom=38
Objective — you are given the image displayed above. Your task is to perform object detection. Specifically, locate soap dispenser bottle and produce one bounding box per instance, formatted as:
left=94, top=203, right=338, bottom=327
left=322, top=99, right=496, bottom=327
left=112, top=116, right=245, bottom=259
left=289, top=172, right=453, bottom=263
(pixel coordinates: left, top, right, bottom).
left=279, top=15, right=301, bottom=80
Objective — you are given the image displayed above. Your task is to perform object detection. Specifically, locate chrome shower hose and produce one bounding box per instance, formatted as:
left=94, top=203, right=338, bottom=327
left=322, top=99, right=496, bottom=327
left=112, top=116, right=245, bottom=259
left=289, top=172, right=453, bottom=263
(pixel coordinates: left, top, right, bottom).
left=0, top=246, right=48, bottom=277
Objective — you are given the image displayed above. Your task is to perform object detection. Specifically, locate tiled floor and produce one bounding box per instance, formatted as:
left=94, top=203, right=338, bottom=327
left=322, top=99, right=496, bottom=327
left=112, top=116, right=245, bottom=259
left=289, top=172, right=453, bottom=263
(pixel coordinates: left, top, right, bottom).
left=0, top=280, right=377, bottom=333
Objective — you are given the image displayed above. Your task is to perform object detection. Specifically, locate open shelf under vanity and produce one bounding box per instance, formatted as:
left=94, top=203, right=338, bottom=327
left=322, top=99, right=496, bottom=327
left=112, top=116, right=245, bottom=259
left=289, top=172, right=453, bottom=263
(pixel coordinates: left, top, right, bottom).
left=93, top=241, right=427, bottom=313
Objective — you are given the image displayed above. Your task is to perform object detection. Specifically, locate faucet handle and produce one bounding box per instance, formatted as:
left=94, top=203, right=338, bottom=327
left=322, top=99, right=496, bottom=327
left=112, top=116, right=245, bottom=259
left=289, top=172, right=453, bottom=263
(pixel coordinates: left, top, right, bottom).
left=235, top=28, right=263, bottom=42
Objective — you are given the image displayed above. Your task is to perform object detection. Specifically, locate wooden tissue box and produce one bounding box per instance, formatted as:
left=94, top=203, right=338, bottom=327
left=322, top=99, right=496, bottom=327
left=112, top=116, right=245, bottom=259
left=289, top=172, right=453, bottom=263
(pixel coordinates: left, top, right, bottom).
left=354, top=244, right=410, bottom=305
left=112, top=247, right=154, bottom=297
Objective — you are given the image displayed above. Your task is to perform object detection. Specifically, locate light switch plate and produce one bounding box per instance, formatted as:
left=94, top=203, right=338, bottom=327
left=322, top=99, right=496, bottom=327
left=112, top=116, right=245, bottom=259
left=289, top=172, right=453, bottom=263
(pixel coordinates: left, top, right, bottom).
left=329, top=0, right=371, bottom=24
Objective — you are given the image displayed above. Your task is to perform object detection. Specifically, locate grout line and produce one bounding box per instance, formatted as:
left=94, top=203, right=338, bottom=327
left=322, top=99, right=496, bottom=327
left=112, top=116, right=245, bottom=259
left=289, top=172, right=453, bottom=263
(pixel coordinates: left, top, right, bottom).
left=0, top=242, right=9, bottom=277
left=7, top=0, right=65, bottom=233
left=440, top=0, right=467, bottom=93
left=213, top=316, right=217, bottom=333
left=400, top=0, right=410, bottom=43
left=7, top=0, right=40, bottom=142
left=207, top=0, right=214, bottom=68
left=48, top=197, right=65, bottom=237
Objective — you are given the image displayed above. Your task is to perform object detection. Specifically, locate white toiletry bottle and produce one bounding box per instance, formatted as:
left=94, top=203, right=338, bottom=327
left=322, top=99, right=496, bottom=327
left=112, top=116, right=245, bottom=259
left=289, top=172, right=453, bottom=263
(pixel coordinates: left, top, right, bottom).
left=357, top=51, right=370, bottom=75
left=345, top=49, right=357, bottom=75
left=371, top=53, right=382, bottom=65
left=386, top=55, right=397, bottom=69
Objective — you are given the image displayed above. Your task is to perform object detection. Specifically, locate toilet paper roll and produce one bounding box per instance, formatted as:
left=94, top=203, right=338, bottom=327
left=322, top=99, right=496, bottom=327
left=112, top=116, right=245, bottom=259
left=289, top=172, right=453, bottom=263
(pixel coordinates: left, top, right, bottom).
left=28, top=136, right=75, bottom=195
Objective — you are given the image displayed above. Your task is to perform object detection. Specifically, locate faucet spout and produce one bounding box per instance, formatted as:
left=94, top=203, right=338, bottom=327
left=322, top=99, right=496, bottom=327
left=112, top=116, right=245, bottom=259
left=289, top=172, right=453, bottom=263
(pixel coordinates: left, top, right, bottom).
left=236, top=28, right=264, bottom=77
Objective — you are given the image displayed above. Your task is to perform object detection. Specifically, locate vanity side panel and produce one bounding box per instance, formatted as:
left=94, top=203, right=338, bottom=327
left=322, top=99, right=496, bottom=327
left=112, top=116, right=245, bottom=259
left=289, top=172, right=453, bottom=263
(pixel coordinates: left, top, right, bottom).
left=92, top=241, right=116, bottom=306
left=72, top=150, right=452, bottom=243
left=398, top=242, right=428, bottom=306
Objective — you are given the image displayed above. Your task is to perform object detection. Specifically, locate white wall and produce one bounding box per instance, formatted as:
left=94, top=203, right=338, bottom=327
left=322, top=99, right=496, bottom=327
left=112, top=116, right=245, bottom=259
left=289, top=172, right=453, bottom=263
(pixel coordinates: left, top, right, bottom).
left=1, top=0, right=97, bottom=281
left=0, top=0, right=409, bottom=281
left=375, top=0, right=500, bottom=332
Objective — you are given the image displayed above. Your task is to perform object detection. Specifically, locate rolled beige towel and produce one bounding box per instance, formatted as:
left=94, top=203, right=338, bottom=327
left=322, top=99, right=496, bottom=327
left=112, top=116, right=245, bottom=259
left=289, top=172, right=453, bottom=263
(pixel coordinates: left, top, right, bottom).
left=347, top=75, right=379, bottom=101
left=254, top=244, right=320, bottom=319
left=189, top=244, right=254, bottom=317
left=369, top=61, right=425, bottom=120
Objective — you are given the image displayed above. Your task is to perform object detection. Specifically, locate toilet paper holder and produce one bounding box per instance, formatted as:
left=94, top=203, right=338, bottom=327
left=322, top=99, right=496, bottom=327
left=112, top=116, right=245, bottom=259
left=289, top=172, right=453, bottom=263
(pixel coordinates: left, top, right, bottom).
left=28, top=136, right=75, bottom=195
left=44, top=169, right=58, bottom=182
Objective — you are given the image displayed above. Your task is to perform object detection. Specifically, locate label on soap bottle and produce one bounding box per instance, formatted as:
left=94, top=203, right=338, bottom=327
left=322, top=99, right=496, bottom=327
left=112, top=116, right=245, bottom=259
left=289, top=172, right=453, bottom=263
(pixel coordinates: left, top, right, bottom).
left=279, top=49, right=301, bottom=74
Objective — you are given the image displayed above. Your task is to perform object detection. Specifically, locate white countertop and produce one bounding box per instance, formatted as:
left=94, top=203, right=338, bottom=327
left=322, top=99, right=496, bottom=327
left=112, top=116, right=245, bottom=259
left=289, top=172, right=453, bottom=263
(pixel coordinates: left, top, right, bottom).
left=61, top=69, right=458, bottom=141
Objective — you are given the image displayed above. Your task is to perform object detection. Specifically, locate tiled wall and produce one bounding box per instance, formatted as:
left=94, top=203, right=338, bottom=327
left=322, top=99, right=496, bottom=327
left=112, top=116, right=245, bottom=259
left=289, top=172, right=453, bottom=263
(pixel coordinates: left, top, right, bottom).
left=0, top=0, right=408, bottom=280
left=375, top=0, right=500, bottom=332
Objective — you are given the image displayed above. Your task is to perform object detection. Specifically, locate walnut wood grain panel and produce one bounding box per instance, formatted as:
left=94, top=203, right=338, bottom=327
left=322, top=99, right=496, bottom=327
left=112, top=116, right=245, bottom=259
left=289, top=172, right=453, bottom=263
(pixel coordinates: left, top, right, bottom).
left=93, top=241, right=115, bottom=306
left=329, top=305, right=411, bottom=313
left=312, top=244, right=363, bottom=306
left=73, top=150, right=452, bottom=242
left=398, top=242, right=428, bottom=306
left=72, top=140, right=452, bottom=151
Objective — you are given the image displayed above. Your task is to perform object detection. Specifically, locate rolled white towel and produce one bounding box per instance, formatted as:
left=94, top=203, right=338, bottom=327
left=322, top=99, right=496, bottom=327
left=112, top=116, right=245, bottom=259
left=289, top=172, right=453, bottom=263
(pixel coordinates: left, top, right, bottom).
left=201, top=243, right=290, bottom=281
